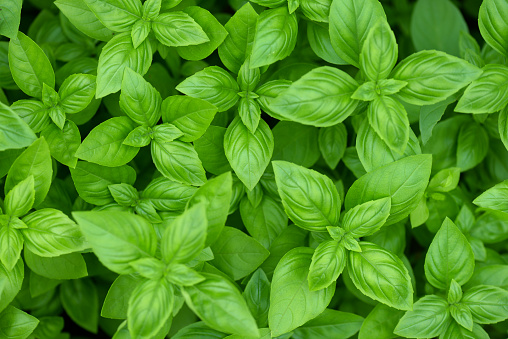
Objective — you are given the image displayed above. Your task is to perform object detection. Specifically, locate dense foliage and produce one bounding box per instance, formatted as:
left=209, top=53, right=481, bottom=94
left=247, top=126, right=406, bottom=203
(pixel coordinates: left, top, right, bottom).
left=1, top=0, right=508, bottom=338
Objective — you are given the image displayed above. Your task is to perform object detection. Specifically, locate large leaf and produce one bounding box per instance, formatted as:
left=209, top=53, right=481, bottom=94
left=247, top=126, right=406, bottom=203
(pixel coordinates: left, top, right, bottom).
left=462, top=285, right=508, bottom=324
left=308, top=240, right=347, bottom=291
left=269, top=66, right=358, bottom=127
left=360, top=19, right=397, bottom=81
left=83, top=0, right=141, bottom=32
left=0, top=259, right=23, bottom=313
left=0, top=306, right=39, bottom=339
left=0, top=0, right=22, bottom=39
left=152, top=12, right=209, bottom=47
left=269, top=247, right=335, bottom=337
left=479, top=0, right=508, bottom=57
left=0, top=103, right=37, bottom=152
left=41, top=120, right=81, bottom=168
left=474, top=180, right=508, bottom=213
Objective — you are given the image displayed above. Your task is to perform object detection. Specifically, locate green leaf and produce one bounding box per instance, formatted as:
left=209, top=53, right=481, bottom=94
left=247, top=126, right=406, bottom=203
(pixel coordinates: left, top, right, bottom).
left=224, top=117, right=273, bottom=191
left=55, top=0, right=114, bottom=41
left=24, top=251, right=87, bottom=280
left=470, top=210, right=508, bottom=244
left=0, top=306, right=39, bottom=339
left=455, top=64, right=508, bottom=113
left=210, top=227, right=269, bottom=280
left=441, top=322, right=490, bottom=339
left=142, top=0, right=161, bottom=20
left=238, top=97, right=261, bottom=134
left=70, top=161, right=136, bottom=205
left=151, top=140, right=207, bottom=186
left=269, top=66, right=359, bottom=127
left=131, top=19, right=151, bottom=49
left=5, top=138, right=52, bottom=207
left=329, top=0, right=386, bottom=67
left=300, top=0, right=333, bottom=22
left=358, top=303, right=405, bottom=339
left=500, top=106, right=508, bottom=151
left=186, top=172, right=232, bottom=246
left=456, top=122, right=489, bottom=171
left=0, top=103, right=37, bottom=151
left=21, top=208, right=86, bottom=257
left=41, top=120, right=81, bottom=168
left=182, top=273, right=259, bottom=336
left=394, top=295, right=451, bottom=338
left=0, top=217, right=23, bottom=271
left=391, top=50, right=482, bottom=105
left=218, top=2, right=258, bottom=74
left=4, top=176, right=35, bottom=217
left=162, top=96, right=217, bottom=142
left=450, top=303, right=473, bottom=331
left=410, top=0, right=468, bottom=57
left=108, top=183, right=138, bottom=207
left=269, top=247, right=335, bottom=337
left=293, top=309, right=364, bottom=339
left=240, top=195, right=288, bottom=249
left=176, top=66, right=239, bottom=112
left=249, top=7, right=298, bottom=68
left=367, top=95, right=409, bottom=154
left=42, top=84, right=60, bottom=108
left=10, top=100, right=51, bottom=133
left=0, top=259, right=23, bottom=313
left=73, top=211, right=157, bottom=274
left=0, top=0, right=22, bottom=39
left=194, top=126, right=232, bottom=175
left=165, top=263, right=205, bottom=286
left=428, top=167, right=461, bottom=193
left=162, top=202, right=207, bottom=264
left=76, top=117, right=140, bottom=167
left=273, top=160, right=341, bottom=231
left=345, top=154, right=432, bottom=225
left=462, top=285, right=508, bottom=324
left=474, top=180, right=508, bottom=213
left=83, top=0, right=141, bottom=32
left=348, top=242, right=413, bottom=310
left=8, top=32, right=55, bottom=99
left=308, top=240, right=347, bottom=291
left=123, top=125, right=152, bottom=147
left=48, top=106, right=66, bottom=130
left=101, top=274, right=141, bottom=319
left=152, top=12, right=208, bottom=47
left=360, top=19, right=397, bottom=81
left=318, top=124, right=347, bottom=169
left=424, top=218, right=475, bottom=290
left=96, top=32, right=152, bottom=98
left=120, top=67, right=162, bottom=127
left=479, top=0, right=508, bottom=57
left=128, top=278, right=174, bottom=339
left=141, top=176, right=197, bottom=212
left=419, top=95, right=457, bottom=145
left=177, top=6, right=228, bottom=61
left=272, top=121, right=320, bottom=168
left=60, top=278, right=99, bottom=333
left=243, top=269, right=270, bottom=328
left=342, top=197, right=391, bottom=237
left=59, top=73, right=96, bottom=114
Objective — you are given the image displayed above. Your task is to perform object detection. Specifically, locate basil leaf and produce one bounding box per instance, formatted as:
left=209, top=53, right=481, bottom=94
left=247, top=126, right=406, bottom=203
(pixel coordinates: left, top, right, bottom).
left=0, top=103, right=37, bottom=151
left=182, top=273, right=259, bottom=336
left=240, top=195, right=288, bottom=249
left=0, top=306, right=39, bottom=339
left=293, top=309, right=364, bottom=339
left=462, top=285, right=508, bottom=324
left=24, top=251, right=87, bottom=280
left=0, top=259, right=23, bottom=313
left=318, top=124, right=347, bottom=170
left=176, top=66, right=239, bottom=112
left=345, top=154, right=432, bottom=226
left=0, top=217, right=24, bottom=270
left=269, top=247, right=335, bottom=337
left=249, top=7, right=298, bottom=68
left=0, top=0, right=22, bottom=39
left=152, top=12, right=208, bottom=47
left=165, top=263, right=205, bottom=286
left=210, top=226, right=269, bottom=280
left=224, top=117, right=273, bottom=191
left=391, top=50, right=482, bottom=105
left=73, top=211, right=157, bottom=274
left=308, top=240, right=347, bottom=291
left=218, top=2, right=258, bottom=74
left=96, top=32, right=152, bottom=98
left=342, top=197, right=391, bottom=238
left=141, top=177, right=197, bottom=212
left=162, top=202, right=207, bottom=264
left=479, top=0, right=508, bottom=57
left=243, top=269, right=270, bottom=328
left=419, top=95, right=456, bottom=145
left=348, top=242, right=413, bottom=310
left=500, top=106, right=508, bottom=151
left=360, top=19, right=397, bottom=81
left=358, top=303, right=405, bottom=339
left=269, top=66, right=359, bottom=127
left=273, top=160, right=341, bottom=231
left=59, top=73, right=97, bottom=114
left=10, top=100, right=51, bottom=133
left=177, top=6, right=228, bottom=61
left=162, top=96, right=217, bottom=142
left=329, top=0, right=386, bottom=67
left=367, top=95, right=410, bottom=154
left=186, top=172, right=232, bottom=246
left=120, top=67, right=162, bottom=127
left=41, top=120, right=81, bottom=168
left=194, top=126, right=232, bottom=175
left=5, top=138, right=52, bottom=207
left=8, top=32, right=55, bottom=99
left=300, top=0, right=332, bottom=22
left=4, top=175, right=35, bottom=218
left=394, top=295, right=451, bottom=338
left=76, top=117, right=139, bottom=167
left=151, top=140, right=207, bottom=186
left=60, top=278, right=99, bottom=333
left=473, top=179, right=508, bottom=213
left=455, top=64, right=508, bottom=113
left=307, top=22, right=348, bottom=65
left=128, top=278, right=173, bottom=339
left=456, top=122, right=489, bottom=171
left=441, top=321, right=490, bottom=339
left=83, top=0, right=141, bottom=32
left=424, top=218, right=475, bottom=290
left=101, top=274, right=141, bottom=319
